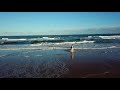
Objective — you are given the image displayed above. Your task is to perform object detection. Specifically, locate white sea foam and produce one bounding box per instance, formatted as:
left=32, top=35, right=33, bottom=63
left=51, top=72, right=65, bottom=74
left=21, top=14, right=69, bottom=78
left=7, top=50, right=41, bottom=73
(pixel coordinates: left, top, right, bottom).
left=0, top=46, right=120, bottom=51
left=30, top=44, right=43, bottom=46
left=24, top=56, right=30, bottom=57
left=30, top=40, right=95, bottom=46
left=36, top=55, right=42, bottom=57
left=107, top=46, right=117, bottom=48
left=42, top=37, right=60, bottom=40
left=99, top=35, right=120, bottom=39
left=29, top=38, right=41, bottom=41
left=88, top=36, right=93, bottom=38
left=78, top=40, right=95, bottom=44
left=0, top=54, right=6, bottom=57
left=28, top=37, right=60, bottom=41
left=55, top=40, right=95, bottom=44
left=2, top=38, right=27, bottom=41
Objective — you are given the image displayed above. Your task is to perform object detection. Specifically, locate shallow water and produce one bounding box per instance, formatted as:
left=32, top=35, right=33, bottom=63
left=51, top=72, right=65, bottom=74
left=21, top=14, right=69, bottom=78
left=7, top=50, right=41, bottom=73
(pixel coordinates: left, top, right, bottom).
left=0, top=47, right=120, bottom=78
left=0, top=49, right=70, bottom=78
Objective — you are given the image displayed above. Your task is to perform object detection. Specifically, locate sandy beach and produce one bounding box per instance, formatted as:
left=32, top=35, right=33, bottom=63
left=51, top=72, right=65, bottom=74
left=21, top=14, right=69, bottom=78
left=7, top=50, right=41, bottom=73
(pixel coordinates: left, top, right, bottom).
left=1, top=12, right=120, bottom=78
left=0, top=47, right=120, bottom=78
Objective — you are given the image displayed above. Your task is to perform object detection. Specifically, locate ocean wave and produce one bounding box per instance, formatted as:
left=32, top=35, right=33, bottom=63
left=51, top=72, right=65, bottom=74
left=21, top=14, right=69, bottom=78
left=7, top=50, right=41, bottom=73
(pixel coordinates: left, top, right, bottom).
left=30, top=44, right=43, bottom=46
left=88, top=36, right=93, bottom=38
left=99, top=35, right=120, bottom=39
left=0, top=54, right=7, bottom=57
left=1, top=45, right=119, bottom=51
left=36, top=55, right=42, bottom=57
left=76, top=46, right=119, bottom=50
left=1, top=35, right=120, bottom=45
left=2, top=38, right=27, bottom=41
left=0, top=38, right=27, bottom=45
left=30, top=40, right=95, bottom=46
left=42, top=37, right=60, bottom=40
left=27, top=37, right=62, bottom=44
left=28, top=37, right=61, bottom=41
left=24, top=56, right=30, bottom=58
left=55, top=40, right=95, bottom=44
left=107, top=46, right=117, bottom=48
left=78, top=40, right=95, bottom=43
left=0, top=48, right=42, bottom=50
left=28, top=38, right=42, bottom=41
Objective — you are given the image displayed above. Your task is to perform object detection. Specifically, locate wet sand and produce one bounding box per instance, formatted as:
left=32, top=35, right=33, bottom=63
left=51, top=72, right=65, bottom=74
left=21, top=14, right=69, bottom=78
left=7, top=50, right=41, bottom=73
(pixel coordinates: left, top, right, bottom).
left=0, top=48, right=120, bottom=78
left=66, top=48, right=120, bottom=78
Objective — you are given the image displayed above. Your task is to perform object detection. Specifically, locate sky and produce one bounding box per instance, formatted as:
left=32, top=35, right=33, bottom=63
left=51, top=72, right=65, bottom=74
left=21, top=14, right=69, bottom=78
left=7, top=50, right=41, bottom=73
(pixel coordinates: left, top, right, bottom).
left=0, top=12, right=120, bottom=36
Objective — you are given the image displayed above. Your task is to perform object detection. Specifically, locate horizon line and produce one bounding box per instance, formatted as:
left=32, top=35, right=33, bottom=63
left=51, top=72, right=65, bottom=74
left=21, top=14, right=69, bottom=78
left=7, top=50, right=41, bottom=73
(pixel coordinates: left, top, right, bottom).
left=0, top=33, right=120, bottom=37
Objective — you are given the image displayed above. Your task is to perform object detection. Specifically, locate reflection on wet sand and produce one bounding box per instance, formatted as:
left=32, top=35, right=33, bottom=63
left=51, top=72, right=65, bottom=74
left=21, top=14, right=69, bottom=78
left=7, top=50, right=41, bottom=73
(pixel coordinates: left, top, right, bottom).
left=70, top=45, right=74, bottom=61
left=70, top=51, right=74, bottom=61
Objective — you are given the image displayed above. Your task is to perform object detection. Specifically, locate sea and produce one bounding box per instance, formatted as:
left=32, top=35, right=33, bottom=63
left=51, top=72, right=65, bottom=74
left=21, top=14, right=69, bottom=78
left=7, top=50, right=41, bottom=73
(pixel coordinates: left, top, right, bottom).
left=1, top=34, right=120, bottom=78
left=0, top=34, right=120, bottom=50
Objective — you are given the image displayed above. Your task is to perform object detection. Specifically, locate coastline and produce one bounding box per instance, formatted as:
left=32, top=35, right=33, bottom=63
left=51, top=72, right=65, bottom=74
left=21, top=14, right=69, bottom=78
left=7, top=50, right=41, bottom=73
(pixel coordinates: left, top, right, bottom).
left=0, top=47, right=120, bottom=78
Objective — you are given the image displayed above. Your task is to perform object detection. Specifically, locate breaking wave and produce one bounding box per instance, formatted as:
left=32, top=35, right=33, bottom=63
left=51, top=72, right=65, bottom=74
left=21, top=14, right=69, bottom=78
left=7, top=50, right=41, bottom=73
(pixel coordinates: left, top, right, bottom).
left=0, top=45, right=119, bottom=51
left=2, top=38, right=27, bottom=41
left=1, top=34, right=120, bottom=45
left=99, top=35, right=120, bottom=39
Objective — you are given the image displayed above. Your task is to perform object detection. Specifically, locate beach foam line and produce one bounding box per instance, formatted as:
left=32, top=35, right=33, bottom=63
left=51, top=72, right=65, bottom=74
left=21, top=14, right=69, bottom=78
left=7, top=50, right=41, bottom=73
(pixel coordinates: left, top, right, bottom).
left=30, top=40, right=95, bottom=46
left=99, top=35, right=120, bottom=39
left=88, top=36, right=93, bottom=38
left=42, top=37, right=60, bottom=40
left=30, top=44, right=43, bottom=46
left=53, top=40, right=95, bottom=44
left=0, top=46, right=120, bottom=50
left=75, top=46, right=120, bottom=50
left=0, top=54, right=7, bottom=57
left=28, top=37, right=60, bottom=41
left=2, top=38, right=27, bottom=41
left=24, top=56, right=30, bottom=58
left=36, top=55, right=42, bottom=57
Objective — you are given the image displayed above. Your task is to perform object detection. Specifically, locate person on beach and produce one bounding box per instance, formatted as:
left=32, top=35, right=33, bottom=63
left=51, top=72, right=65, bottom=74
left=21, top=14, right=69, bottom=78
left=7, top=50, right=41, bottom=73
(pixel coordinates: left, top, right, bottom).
left=70, top=45, right=74, bottom=52
left=70, top=45, right=74, bottom=60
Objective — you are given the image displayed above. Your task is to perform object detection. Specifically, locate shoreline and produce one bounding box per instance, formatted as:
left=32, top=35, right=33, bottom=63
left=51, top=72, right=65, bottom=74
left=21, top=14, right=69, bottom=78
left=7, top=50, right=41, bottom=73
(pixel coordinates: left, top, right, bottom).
left=0, top=48, right=120, bottom=78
